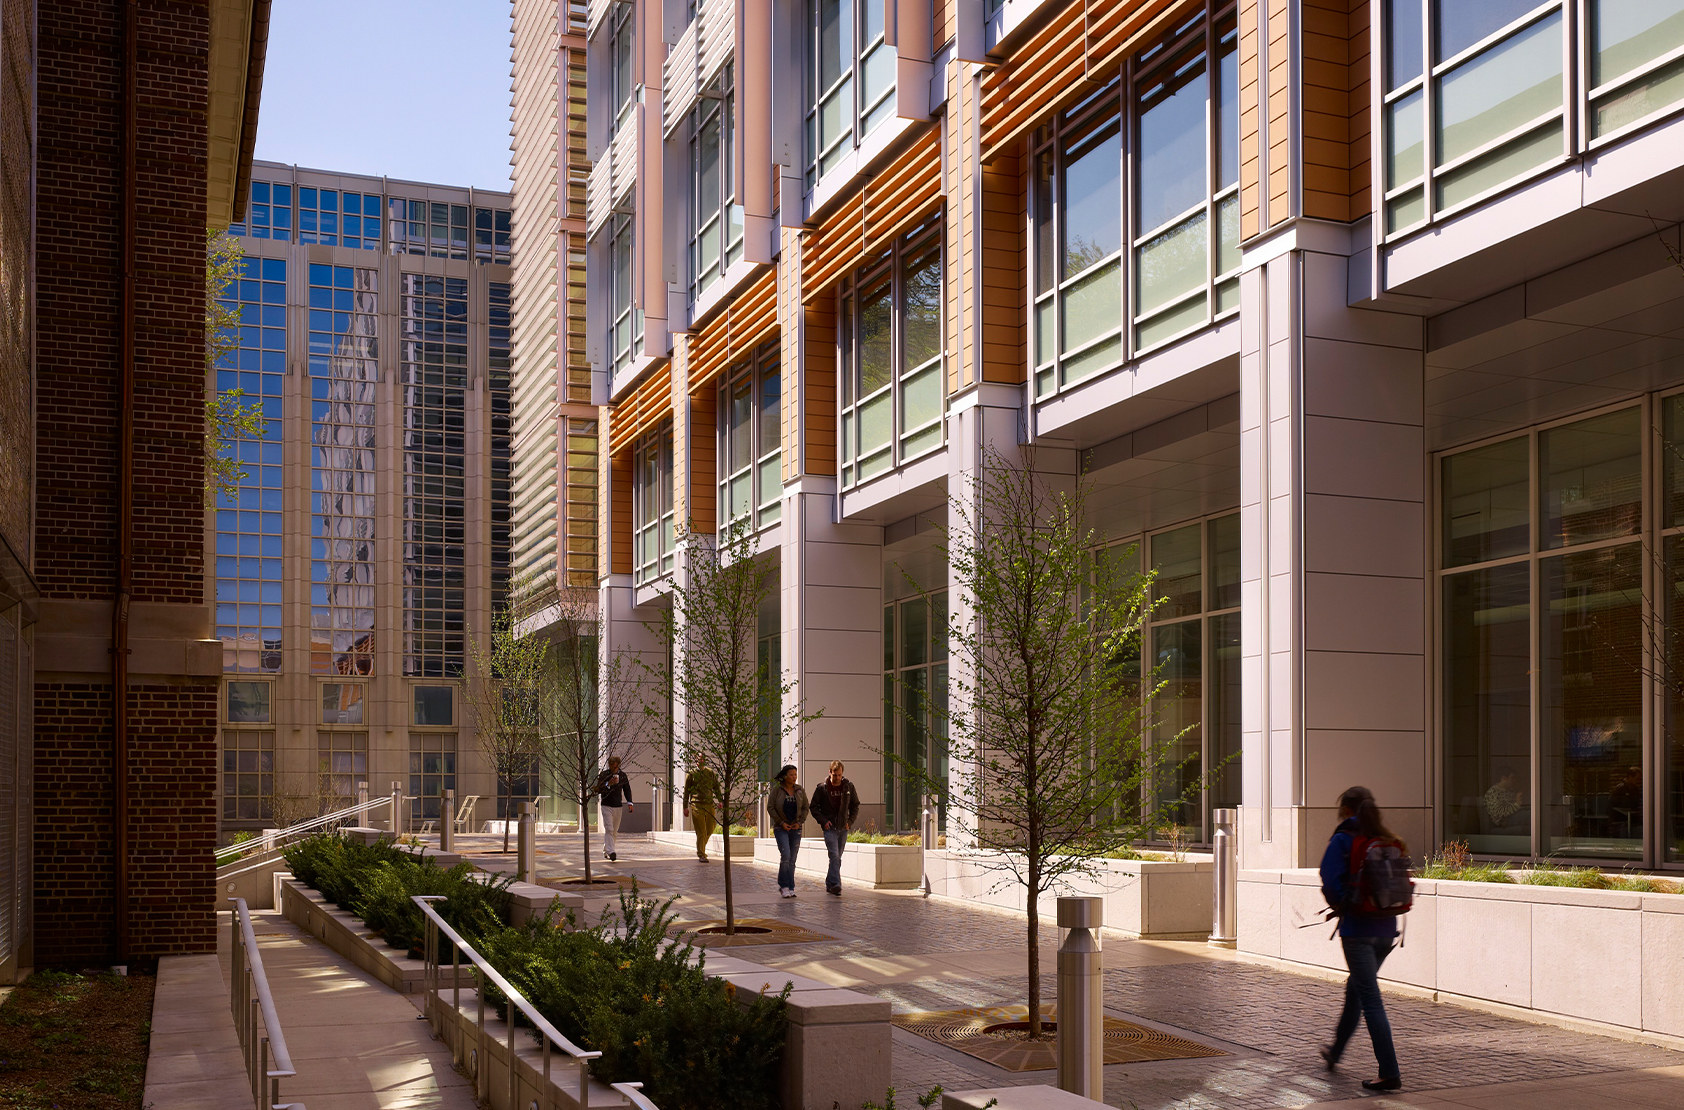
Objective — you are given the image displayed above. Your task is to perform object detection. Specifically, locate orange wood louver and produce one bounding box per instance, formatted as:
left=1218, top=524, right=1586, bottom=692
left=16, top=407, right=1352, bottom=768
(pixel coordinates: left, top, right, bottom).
left=979, top=0, right=1190, bottom=163
left=685, top=266, right=779, bottom=391
left=606, top=362, right=674, bottom=456
left=801, top=127, right=942, bottom=303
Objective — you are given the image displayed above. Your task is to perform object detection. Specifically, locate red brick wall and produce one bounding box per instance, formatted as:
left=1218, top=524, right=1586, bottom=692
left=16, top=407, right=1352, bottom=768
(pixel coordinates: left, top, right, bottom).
left=33, top=1, right=219, bottom=965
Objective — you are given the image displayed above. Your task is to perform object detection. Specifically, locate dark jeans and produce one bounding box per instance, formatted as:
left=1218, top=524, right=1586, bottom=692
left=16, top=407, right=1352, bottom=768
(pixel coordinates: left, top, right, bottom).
left=774, top=827, right=801, bottom=890
left=822, top=826, right=847, bottom=889
left=1330, top=935, right=1400, bottom=1080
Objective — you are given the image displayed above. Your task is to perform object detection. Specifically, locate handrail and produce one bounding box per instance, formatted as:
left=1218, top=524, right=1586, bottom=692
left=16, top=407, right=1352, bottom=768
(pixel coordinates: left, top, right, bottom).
left=412, top=894, right=653, bottom=1110
left=228, top=897, right=300, bottom=1110
left=215, top=795, right=395, bottom=866
left=612, top=1081, right=662, bottom=1110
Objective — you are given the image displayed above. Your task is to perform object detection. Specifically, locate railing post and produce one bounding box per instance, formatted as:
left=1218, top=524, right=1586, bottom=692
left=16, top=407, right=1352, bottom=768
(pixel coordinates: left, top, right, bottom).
left=518, top=801, right=537, bottom=884
left=1056, top=895, right=1103, bottom=1099
left=392, top=780, right=405, bottom=835
left=1209, top=807, right=1238, bottom=948
left=441, top=787, right=455, bottom=852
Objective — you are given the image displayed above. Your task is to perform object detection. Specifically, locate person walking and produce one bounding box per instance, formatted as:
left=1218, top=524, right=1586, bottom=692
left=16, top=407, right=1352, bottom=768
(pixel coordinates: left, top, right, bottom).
left=1319, top=785, right=1404, bottom=1092
left=767, top=764, right=809, bottom=898
left=810, top=760, right=860, bottom=896
left=682, top=763, right=722, bottom=861
left=595, top=756, right=635, bottom=862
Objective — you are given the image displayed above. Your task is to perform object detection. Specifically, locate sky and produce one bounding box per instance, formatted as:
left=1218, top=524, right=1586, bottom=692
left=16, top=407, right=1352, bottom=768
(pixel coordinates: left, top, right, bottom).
left=253, top=0, right=514, bottom=192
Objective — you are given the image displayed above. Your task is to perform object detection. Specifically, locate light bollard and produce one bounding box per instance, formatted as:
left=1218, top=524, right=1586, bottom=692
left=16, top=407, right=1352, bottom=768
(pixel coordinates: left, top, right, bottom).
left=1056, top=895, right=1103, bottom=1099
left=391, top=781, right=404, bottom=835
left=1209, top=807, right=1238, bottom=948
left=756, top=780, right=771, bottom=840
left=357, top=780, right=368, bottom=814
left=517, top=802, right=536, bottom=883
left=440, top=788, right=455, bottom=852
left=920, top=793, right=938, bottom=895
left=651, top=776, right=665, bottom=835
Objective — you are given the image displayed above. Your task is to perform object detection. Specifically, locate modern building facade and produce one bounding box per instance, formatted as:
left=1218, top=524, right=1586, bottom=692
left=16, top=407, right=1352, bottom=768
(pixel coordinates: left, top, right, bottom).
left=215, top=162, right=520, bottom=836
left=0, top=0, right=268, bottom=973
left=514, top=0, right=1684, bottom=890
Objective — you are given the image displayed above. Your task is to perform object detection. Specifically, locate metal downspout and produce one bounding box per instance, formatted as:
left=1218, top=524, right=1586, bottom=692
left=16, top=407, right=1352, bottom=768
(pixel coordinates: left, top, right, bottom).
left=115, top=0, right=138, bottom=961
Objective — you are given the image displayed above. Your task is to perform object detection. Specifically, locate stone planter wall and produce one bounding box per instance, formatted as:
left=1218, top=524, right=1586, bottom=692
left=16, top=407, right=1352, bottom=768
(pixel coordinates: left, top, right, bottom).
left=647, top=829, right=758, bottom=858
left=752, top=838, right=924, bottom=890
left=1237, top=868, right=1684, bottom=1037
left=924, top=849, right=1214, bottom=938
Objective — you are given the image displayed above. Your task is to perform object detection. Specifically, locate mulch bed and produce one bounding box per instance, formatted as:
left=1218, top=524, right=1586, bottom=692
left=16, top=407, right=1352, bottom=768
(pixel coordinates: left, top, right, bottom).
left=671, top=918, right=836, bottom=947
left=891, top=1004, right=1227, bottom=1071
left=0, top=968, right=155, bottom=1108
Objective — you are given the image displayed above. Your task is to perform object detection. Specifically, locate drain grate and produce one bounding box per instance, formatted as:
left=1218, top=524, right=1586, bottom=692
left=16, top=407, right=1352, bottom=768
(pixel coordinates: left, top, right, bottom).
left=671, top=917, right=835, bottom=946
left=892, top=1005, right=1227, bottom=1072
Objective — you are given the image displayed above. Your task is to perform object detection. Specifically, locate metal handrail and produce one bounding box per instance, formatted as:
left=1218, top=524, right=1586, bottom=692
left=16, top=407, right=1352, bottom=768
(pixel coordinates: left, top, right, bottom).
left=228, top=897, right=301, bottom=1110
left=412, top=895, right=660, bottom=1110
left=612, top=1081, right=662, bottom=1110
left=214, top=795, right=396, bottom=866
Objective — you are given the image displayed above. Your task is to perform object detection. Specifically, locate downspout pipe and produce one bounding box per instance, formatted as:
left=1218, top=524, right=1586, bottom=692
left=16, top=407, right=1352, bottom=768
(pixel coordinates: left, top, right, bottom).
left=115, top=0, right=138, bottom=962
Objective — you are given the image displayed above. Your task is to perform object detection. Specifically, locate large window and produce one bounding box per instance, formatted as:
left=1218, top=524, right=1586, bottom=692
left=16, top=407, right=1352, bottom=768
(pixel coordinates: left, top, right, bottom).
left=1382, top=1, right=1684, bottom=237
left=609, top=211, right=642, bottom=376
left=882, top=590, right=948, bottom=832
left=318, top=729, right=368, bottom=811
left=634, top=425, right=675, bottom=586
left=719, top=345, right=782, bottom=530
left=1030, top=8, right=1237, bottom=397
left=608, top=0, right=636, bottom=138
left=230, top=180, right=291, bottom=240
left=690, top=69, right=744, bottom=300
left=298, top=186, right=383, bottom=250
left=410, top=732, right=457, bottom=823
left=221, top=729, right=274, bottom=824
left=806, top=0, right=896, bottom=185
left=1438, top=401, right=1684, bottom=865
left=838, top=221, right=943, bottom=488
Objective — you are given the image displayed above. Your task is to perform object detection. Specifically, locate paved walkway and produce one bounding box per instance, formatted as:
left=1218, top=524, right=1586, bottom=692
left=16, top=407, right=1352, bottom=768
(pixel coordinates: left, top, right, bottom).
left=454, top=831, right=1684, bottom=1110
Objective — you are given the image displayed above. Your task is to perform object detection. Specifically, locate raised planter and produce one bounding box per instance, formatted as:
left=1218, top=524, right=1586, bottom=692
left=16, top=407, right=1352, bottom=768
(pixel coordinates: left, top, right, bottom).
left=1237, top=868, right=1684, bottom=1038
left=752, top=838, right=923, bottom=890
left=924, top=848, right=1214, bottom=938
left=647, top=829, right=758, bottom=858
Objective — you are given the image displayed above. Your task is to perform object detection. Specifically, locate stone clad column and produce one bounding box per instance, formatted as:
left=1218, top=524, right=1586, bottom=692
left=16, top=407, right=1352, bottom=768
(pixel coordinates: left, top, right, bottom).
left=1239, top=232, right=1429, bottom=871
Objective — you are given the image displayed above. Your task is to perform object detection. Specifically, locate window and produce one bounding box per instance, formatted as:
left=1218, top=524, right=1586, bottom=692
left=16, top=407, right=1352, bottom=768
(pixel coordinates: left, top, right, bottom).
left=298, top=187, right=383, bottom=249
left=321, top=683, right=366, bottom=725
left=838, top=222, right=943, bottom=488
left=1030, top=9, right=1238, bottom=396
left=758, top=596, right=783, bottom=785
left=232, top=180, right=292, bottom=240
left=609, top=0, right=636, bottom=138
left=719, top=345, right=782, bottom=530
left=634, top=426, right=676, bottom=586
left=309, top=264, right=379, bottom=677
left=475, top=206, right=512, bottom=264
left=489, top=281, right=514, bottom=612
left=806, top=0, right=896, bottom=185
left=565, top=418, right=600, bottom=586
left=414, top=685, right=455, bottom=726
left=1588, top=0, right=1684, bottom=139
left=318, top=730, right=368, bottom=810
left=409, top=733, right=457, bottom=823
left=221, top=729, right=274, bottom=822
left=226, top=681, right=271, bottom=724
left=882, top=590, right=947, bottom=831
left=386, top=198, right=473, bottom=259
left=214, top=256, right=286, bottom=674
left=609, top=212, right=642, bottom=375
left=690, top=69, right=744, bottom=300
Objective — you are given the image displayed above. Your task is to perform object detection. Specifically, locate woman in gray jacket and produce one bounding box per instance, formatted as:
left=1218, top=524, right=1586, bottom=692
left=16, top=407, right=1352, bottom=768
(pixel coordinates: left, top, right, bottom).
left=767, top=764, right=809, bottom=897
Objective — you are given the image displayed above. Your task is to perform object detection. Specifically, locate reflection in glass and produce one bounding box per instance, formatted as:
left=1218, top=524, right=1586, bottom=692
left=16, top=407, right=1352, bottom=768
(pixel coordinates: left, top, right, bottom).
left=1435, top=12, right=1562, bottom=166
left=321, top=683, right=365, bottom=725
left=409, top=733, right=456, bottom=821
left=1208, top=513, right=1240, bottom=611
left=1208, top=611, right=1241, bottom=812
left=1386, top=0, right=1423, bottom=89
left=1539, top=407, right=1640, bottom=550
left=227, top=681, right=270, bottom=724
left=1591, top=0, right=1684, bottom=87
left=1442, top=435, right=1529, bottom=567
left=1137, top=57, right=1207, bottom=234
left=1442, top=563, right=1532, bottom=851
left=1152, top=619, right=1202, bottom=828
left=1061, top=119, right=1122, bottom=279
left=1541, top=544, right=1642, bottom=859
left=1435, top=0, right=1545, bottom=63
left=1152, top=524, right=1202, bottom=619
left=1666, top=536, right=1684, bottom=862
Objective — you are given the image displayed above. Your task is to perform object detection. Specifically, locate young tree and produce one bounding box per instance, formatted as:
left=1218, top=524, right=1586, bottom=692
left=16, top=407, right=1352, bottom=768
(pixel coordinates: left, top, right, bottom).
left=464, top=600, right=552, bottom=852
left=645, top=522, right=819, bottom=935
left=205, top=228, right=264, bottom=504
left=538, top=580, right=647, bottom=883
left=897, top=446, right=1202, bottom=1040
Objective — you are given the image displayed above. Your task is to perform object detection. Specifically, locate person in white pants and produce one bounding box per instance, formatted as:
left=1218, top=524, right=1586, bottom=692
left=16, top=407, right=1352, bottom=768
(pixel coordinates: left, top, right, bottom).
left=595, top=756, right=635, bottom=862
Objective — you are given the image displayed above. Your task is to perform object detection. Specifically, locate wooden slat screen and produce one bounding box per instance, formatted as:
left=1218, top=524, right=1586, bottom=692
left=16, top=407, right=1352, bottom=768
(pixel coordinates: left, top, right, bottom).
left=606, top=362, right=674, bottom=456
left=687, top=381, right=718, bottom=532
left=685, top=266, right=779, bottom=390
left=800, top=128, right=942, bottom=303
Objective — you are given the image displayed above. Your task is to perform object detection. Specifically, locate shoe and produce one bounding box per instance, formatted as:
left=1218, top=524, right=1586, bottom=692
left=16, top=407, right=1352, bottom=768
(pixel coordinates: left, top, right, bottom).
left=608, top=852, right=617, bottom=862
left=697, top=852, right=708, bottom=861
left=1319, top=1045, right=1337, bottom=1071
left=1361, top=1078, right=1402, bottom=1092
left=778, top=887, right=792, bottom=898
left=827, top=886, right=841, bottom=897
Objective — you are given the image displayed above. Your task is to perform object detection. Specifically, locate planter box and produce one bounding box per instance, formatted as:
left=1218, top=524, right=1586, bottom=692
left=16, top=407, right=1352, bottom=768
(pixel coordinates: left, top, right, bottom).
left=924, top=849, right=1214, bottom=938
left=280, top=880, right=473, bottom=993
left=752, top=838, right=924, bottom=890
left=1238, top=868, right=1684, bottom=1037
left=647, top=829, right=758, bottom=858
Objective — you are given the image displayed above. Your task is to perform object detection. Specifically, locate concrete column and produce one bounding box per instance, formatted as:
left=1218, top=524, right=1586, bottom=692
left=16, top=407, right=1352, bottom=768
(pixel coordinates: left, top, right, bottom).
left=1238, top=232, right=1429, bottom=870
left=599, top=572, right=669, bottom=833
left=779, top=476, right=884, bottom=826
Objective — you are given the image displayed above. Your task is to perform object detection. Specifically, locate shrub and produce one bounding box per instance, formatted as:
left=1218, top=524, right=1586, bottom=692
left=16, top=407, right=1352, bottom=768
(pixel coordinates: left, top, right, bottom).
left=1418, top=841, right=1513, bottom=883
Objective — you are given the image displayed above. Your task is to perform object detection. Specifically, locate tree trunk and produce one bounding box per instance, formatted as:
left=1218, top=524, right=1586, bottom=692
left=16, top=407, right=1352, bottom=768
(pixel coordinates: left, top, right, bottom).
left=501, top=779, right=511, bottom=853
left=1026, top=866, right=1043, bottom=1039
left=722, top=816, right=735, bottom=935
left=581, top=789, right=593, bottom=882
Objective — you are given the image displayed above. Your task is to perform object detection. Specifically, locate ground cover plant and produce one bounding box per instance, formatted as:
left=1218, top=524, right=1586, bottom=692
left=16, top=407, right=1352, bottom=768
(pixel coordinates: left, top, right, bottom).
left=0, top=968, right=152, bottom=1109
left=1419, top=841, right=1679, bottom=892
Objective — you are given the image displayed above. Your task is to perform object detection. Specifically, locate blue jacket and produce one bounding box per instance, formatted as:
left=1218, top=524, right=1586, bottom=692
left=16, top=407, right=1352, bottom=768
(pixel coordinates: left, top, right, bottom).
left=1320, top=818, right=1398, bottom=939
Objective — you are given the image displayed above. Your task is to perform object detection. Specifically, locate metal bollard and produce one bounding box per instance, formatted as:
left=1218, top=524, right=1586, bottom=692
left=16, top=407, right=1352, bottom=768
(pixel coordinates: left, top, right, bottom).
left=517, top=802, right=536, bottom=883
left=756, top=780, right=771, bottom=840
left=920, top=793, right=939, bottom=896
left=651, top=777, right=665, bottom=835
left=1209, top=807, right=1238, bottom=948
left=441, top=788, right=455, bottom=852
left=358, top=781, right=368, bottom=814
left=391, top=781, right=404, bottom=836
left=1056, top=896, right=1104, bottom=1098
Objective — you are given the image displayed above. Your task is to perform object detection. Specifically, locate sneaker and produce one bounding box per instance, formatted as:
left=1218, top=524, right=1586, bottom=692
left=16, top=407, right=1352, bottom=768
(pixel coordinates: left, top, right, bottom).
left=827, top=886, right=841, bottom=897
left=1361, top=1078, right=1402, bottom=1092
left=778, top=887, right=791, bottom=898
left=608, top=852, right=617, bottom=862
left=1319, top=1045, right=1337, bottom=1071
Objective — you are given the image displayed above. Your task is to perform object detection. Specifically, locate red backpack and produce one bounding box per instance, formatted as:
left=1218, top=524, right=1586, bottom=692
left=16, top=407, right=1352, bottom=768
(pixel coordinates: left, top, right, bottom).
left=1345, top=835, right=1414, bottom=917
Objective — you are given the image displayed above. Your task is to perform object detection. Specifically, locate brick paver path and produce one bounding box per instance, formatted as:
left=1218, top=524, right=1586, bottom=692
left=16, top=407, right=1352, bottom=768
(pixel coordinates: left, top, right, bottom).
left=463, top=833, right=1684, bottom=1109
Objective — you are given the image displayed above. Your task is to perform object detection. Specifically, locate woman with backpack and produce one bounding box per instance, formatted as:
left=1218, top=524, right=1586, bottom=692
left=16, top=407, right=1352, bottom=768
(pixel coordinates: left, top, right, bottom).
left=1318, top=785, right=1405, bottom=1092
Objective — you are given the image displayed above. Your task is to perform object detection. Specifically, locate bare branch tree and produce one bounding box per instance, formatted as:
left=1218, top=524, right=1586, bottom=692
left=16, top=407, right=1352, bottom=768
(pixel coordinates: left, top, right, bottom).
left=464, top=597, right=550, bottom=853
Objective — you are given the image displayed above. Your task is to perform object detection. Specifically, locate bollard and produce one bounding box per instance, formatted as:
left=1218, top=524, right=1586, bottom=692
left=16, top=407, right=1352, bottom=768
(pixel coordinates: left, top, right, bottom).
left=756, top=780, right=771, bottom=840
left=441, top=788, right=455, bottom=852
left=358, top=781, right=368, bottom=813
left=391, top=781, right=404, bottom=835
left=651, top=777, right=665, bottom=835
left=517, top=802, right=536, bottom=884
left=1209, top=807, right=1238, bottom=948
left=1056, top=896, right=1103, bottom=1099
left=920, top=793, right=938, bottom=896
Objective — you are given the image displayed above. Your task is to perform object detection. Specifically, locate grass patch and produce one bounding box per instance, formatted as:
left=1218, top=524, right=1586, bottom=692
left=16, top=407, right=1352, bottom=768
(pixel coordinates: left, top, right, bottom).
left=0, top=968, right=153, bottom=1109
left=1418, top=841, right=1514, bottom=883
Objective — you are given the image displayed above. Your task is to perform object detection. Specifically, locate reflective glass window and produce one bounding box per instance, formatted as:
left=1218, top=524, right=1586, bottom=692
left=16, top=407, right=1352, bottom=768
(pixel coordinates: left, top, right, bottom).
left=414, top=685, right=455, bottom=726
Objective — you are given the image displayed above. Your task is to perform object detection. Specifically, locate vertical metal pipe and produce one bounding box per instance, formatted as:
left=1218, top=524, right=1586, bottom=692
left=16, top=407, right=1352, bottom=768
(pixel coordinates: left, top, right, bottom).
left=518, top=801, right=536, bottom=883
left=1055, top=896, right=1103, bottom=1098
left=442, top=787, right=455, bottom=852
left=392, top=781, right=404, bottom=835
left=114, top=0, right=141, bottom=966
left=1209, top=807, right=1238, bottom=947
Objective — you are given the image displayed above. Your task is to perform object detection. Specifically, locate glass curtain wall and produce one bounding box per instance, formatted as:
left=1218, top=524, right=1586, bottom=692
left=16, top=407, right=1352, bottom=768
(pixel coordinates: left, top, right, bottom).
left=757, top=595, right=782, bottom=791
left=837, top=220, right=943, bottom=489
left=1030, top=5, right=1237, bottom=398
left=1438, top=402, right=1681, bottom=862
left=882, top=590, right=948, bottom=831
left=806, top=0, right=896, bottom=184
left=610, top=212, right=642, bottom=376
left=719, top=343, right=782, bottom=530
left=690, top=67, right=744, bottom=300
left=634, top=425, right=676, bottom=586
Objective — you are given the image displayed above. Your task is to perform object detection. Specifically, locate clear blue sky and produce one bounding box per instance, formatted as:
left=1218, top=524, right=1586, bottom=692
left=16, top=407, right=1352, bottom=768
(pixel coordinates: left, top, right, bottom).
left=253, top=0, right=513, bottom=192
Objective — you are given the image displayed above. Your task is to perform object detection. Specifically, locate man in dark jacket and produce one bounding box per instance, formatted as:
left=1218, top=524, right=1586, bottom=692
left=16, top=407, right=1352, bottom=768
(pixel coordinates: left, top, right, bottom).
left=595, top=756, right=635, bottom=862
left=811, top=760, right=860, bottom=896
